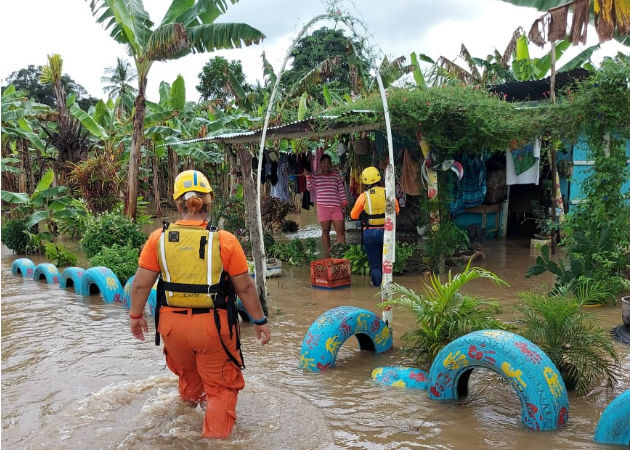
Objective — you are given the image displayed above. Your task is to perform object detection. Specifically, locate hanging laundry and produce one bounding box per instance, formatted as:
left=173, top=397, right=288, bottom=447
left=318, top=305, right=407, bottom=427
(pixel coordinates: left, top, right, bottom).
left=296, top=153, right=308, bottom=193
left=510, top=142, right=538, bottom=175
left=271, top=153, right=290, bottom=201
left=400, top=148, right=421, bottom=195
left=449, top=153, right=487, bottom=215
left=549, top=5, right=569, bottom=41
left=506, top=139, right=541, bottom=185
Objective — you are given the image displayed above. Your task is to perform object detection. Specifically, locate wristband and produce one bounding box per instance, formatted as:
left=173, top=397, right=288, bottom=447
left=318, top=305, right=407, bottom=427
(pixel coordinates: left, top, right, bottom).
left=253, top=317, right=268, bottom=325
left=129, top=313, right=143, bottom=319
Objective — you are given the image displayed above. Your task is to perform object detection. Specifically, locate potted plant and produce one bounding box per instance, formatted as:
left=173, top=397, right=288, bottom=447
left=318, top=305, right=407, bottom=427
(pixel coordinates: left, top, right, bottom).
left=526, top=200, right=556, bottom=250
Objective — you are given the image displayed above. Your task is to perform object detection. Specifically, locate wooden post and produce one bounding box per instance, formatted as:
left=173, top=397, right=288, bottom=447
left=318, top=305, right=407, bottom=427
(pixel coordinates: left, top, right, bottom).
left=549, top=42, right=557, bottom=253
left=238, top=145, right=268, bottom=315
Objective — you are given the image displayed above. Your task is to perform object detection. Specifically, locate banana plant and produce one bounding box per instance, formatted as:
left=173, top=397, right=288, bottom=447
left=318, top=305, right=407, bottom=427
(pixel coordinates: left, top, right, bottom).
left=1, top=168, right=86, bottom=236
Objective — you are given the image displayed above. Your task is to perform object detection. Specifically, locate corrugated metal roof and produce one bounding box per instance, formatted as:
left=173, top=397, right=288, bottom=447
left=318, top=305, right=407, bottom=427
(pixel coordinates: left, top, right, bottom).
left=159, top=110, right=379, bottom=147
left=488, top=68, right=590, bottom=102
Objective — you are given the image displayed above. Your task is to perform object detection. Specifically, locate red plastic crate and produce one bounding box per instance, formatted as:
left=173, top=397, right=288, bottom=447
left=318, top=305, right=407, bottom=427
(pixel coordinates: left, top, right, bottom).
left=310, top=258, right=351, bottom=289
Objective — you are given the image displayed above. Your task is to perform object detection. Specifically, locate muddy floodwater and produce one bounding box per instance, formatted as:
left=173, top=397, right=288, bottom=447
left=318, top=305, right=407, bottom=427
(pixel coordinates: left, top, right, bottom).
left=2, top=235, right=629, bottom=450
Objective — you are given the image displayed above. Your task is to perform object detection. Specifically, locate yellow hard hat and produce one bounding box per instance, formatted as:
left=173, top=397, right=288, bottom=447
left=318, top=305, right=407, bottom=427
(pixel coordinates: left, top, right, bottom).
left=361, top=167, right=381, bottom=185
left=173, top=170, right=213, bottom=200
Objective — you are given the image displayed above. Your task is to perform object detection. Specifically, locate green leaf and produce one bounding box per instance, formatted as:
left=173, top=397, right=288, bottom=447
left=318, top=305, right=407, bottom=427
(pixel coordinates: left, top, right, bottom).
left=26, top=210, right=50, bottom=229
left=1, top=190, right=29, bottom=204
left=410, top=52, right=427, bottom=89
left=159, top=81, right=171, bottom=105
left=170, top=75, right=186, bottom=111
left=31, top=169, right=54, bottom=200
left=526, top=264, right=546, bottom=277
left=297, top=92, right=308, bottom=121
left=322, top=84, right=332, bottom=107
left=70, top=103, right=108, bottom=139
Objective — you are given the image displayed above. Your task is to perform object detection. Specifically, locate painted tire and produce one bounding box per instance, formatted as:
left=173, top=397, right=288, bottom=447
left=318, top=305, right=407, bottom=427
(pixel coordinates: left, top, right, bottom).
left=80, top=267, right=124, bottom=304
left=299, top=306, right=393, bottom=372
left=59, top=267, right=86, bottom=295
left=123, top=276, right=158, bottom=315
left=11, top=258, right=35, bottom=278
left=427, top=330, right=569, bottom=431
left=236, top=298, right=253, bottom=323
left=372, top=366, right=428, bottom=390
left=32, top=263, right=60, bottom=284
left=594, top=389, right=630, bottom=446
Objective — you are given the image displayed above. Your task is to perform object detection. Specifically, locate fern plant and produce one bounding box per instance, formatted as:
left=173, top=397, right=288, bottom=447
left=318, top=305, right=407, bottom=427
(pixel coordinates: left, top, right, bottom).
left=517, top=291, right=619, bottom=397
left=382, top=261, right=507, bottom=364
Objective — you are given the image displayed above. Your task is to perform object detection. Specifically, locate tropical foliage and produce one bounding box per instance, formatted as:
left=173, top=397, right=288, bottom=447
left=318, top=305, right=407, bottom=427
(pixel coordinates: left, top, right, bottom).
left=382, top=262, right=507, bottom=364
left=85, top=0, right=265, bottom=219
left=517, top=290, right=620, bottom=396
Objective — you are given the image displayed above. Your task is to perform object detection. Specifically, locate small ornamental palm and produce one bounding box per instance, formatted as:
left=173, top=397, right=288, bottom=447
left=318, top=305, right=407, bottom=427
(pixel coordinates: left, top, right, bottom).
left=382, top=261, right=507, bottom=364
left=517, top=291, right=620, bottom=397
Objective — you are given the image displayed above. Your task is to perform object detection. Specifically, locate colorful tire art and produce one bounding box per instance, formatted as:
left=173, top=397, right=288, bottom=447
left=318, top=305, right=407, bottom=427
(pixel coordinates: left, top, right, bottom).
left=80, top=266, right=124, bottom=304
left=32, top=263, right=60, bottom=284
left=594, top=389, right=630, bottom=446
left=59, top=267, right=86, bottom=295
left=122, top=276, right=158, bottom=313
left=427, top=329, right=569, bottom=431
left=299, top=306, right=393, bottom=372
left=11, top=258, right=36, bottom=278
left=372, top=366, right=428, bottom=390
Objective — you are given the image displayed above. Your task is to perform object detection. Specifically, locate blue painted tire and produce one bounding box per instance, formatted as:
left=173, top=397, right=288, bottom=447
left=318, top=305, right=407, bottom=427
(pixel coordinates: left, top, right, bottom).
left=80, top=267, right=124, bottom=304
left=372, top=366, right=428, bottom=390
left=59, top=267, right=86, bottom=295
left=236, top=298, right=253, bottom=323
left=11, top=258, right=35, bottom=278
left=594, top=389, right=630, bottom=446
left=427, top=330, right=569, bottom=431
left=32, top=263, right=60, bottom=284
left=123, top=276, right=158, bottom=314
left=299, top=306, right=393, bottom=372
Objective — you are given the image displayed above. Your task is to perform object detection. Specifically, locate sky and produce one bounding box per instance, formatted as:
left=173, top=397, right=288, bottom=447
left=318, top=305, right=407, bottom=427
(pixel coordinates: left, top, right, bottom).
left=1, top=0, right=626, bottom=103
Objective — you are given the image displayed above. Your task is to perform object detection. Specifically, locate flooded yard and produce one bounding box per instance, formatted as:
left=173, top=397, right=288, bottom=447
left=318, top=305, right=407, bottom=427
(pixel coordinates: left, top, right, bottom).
left=2, top=236, right=628, bottom=450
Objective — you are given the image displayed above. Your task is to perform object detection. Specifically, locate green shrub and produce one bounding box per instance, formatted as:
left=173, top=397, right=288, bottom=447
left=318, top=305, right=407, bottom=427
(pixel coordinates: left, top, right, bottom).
left=1, top=219, right=33, bottom=254
left=44, top=242, right=78, bottom=267
left=269, top=238, right=319, bottom=265
left=89, top=244, right=139, bottom=284
left=393, top=242, right=417, bottom=275
left=80, top=212, right=146, bottom=258
left=382, top=261, right=507, bottom=364
left=517, top=291, right=620, bottom=396
left=343, top=244, right=369, bottom=275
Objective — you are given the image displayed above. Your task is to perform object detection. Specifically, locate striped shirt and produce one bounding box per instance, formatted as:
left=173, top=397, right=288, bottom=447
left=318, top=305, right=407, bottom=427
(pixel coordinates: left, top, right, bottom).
left=306, top=171, right=345, bottom=208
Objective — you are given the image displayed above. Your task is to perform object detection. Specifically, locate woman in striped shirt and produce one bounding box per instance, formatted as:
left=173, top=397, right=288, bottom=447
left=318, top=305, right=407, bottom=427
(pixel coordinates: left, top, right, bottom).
left=305, top=154, right=346, bottom=255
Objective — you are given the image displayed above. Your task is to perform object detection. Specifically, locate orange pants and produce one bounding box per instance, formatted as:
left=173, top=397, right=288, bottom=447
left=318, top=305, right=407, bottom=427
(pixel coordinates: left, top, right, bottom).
left=158, top=307, right=244, bottom=438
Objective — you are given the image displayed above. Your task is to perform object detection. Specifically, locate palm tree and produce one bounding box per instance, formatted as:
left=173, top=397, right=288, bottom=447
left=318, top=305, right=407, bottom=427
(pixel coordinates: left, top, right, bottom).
left=101, top=57, right=138, bottom=100
left=86, top=0, right=265, bottom=219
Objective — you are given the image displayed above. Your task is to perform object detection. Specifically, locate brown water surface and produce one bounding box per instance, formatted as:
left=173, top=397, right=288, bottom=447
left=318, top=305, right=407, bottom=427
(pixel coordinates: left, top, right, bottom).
left=2, top=235, right=628, bottom=450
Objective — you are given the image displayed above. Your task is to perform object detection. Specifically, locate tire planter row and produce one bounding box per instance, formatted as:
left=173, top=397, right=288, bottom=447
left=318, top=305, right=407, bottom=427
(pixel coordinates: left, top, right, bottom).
left=299, top=308, right=571, bottom=432
left=11, top=258, right=125, bottom=307
left=11, top=257, right=245, bottom=319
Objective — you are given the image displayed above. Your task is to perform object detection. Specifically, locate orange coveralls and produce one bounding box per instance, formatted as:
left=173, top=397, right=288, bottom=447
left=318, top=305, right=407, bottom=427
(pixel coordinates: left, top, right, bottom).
left=138, top=220, right=249, bottom=438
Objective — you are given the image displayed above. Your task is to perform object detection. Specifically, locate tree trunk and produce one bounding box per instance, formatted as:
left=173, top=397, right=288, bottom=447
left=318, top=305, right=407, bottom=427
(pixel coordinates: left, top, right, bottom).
left=126, top=75, right=147, bottom=221
left=167, top=145, right=178, bottom=207
left=18, top=139, right=27, bottom=193
left=152, top=147, right=162, bottom=217
left=238, top=146, right=268, bottom=315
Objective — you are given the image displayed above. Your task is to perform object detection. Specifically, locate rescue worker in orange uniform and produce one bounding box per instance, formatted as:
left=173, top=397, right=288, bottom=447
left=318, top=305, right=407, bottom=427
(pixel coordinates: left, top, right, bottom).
left=129, top=170, right=270, bottom=439
left=350, top=167, right=400, bottom=287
